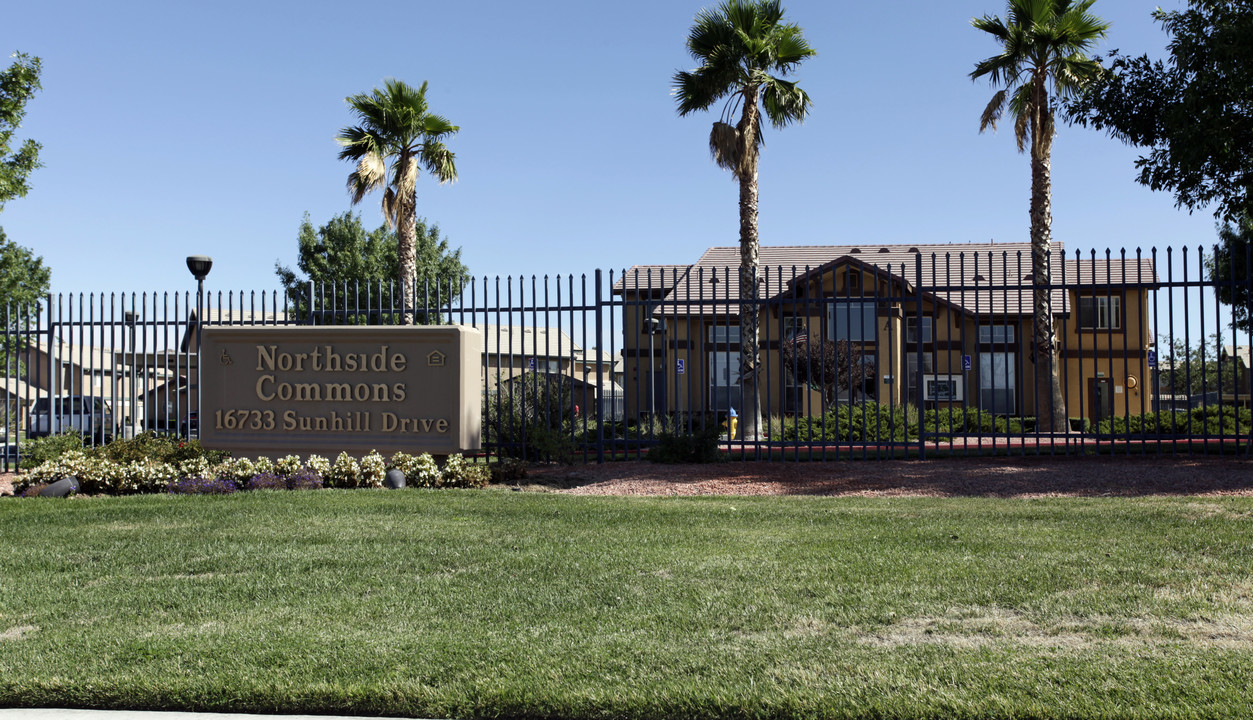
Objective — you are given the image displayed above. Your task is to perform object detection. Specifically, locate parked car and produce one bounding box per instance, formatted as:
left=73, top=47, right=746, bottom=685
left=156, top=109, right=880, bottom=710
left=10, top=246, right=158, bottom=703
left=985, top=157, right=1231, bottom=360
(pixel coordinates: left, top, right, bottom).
left=27, top=396, right=116, bottom=442
left=180, top=411, right=198, bottom=438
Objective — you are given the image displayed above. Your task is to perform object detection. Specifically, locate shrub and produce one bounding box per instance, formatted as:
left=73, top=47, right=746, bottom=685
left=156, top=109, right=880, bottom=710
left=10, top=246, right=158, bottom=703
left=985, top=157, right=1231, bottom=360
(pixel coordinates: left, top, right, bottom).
left=440, top=454, right=490, bottom=488
left=19, top=432, right=84, bottom=470
left=92, top=432, right=227, bottom=467
left=490, top=457, right=528, bottom=483
left=244, top=471, right=287, bottom=491
left=1096, top=405, right=1252, bottom=436
left=325, top=452, right=361, bottom=488
left=285, top=469, right=323, bottom=491
left=483, top=375, right=576, bottom=462
left=650, top=423, right=724, bottom=464
left=391, top=451, right=441, bottom=487
left=359, top=450, right=387, bottom=488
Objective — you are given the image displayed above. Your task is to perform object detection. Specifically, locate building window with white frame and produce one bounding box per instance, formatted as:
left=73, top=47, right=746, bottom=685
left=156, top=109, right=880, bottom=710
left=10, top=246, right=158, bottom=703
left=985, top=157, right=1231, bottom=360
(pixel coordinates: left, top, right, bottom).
left=708, top=325, right=741, bottom=344
left=1078, top=296, right=1121, bottom=330
left=708, top=350, right=742, bottom=412
left=906, top=316, right=933, bottom=344
left=978, top=324, right=1016, bottom=345
left=828, top=301, right=876, bottom=342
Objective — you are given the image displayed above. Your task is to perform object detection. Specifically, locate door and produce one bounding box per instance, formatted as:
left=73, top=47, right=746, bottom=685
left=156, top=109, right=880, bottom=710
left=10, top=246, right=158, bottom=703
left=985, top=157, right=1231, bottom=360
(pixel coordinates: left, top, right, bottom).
left=1089, top=378, right=1114, bottom=427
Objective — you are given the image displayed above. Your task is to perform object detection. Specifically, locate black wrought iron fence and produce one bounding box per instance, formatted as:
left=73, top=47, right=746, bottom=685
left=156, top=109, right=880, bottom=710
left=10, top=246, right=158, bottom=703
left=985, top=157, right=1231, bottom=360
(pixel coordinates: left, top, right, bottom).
left=2, top=245, right=1250, bottom=470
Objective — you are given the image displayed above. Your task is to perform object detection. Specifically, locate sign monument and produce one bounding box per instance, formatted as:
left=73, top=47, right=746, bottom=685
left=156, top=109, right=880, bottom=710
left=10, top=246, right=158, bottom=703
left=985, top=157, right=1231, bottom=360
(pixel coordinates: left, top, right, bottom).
left=199, top=325, right=482, bottom=457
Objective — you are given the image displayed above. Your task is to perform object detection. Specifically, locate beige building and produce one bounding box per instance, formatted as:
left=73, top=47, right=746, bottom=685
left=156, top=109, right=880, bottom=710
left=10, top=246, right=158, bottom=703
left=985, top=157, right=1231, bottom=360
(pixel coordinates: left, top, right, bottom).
left=616, top=243, right=1157, bottom=425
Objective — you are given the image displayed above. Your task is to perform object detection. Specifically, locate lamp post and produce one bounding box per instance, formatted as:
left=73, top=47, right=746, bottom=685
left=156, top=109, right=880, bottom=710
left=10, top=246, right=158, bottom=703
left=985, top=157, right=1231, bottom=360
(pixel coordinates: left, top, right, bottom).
left=186, top=256, right=212, bottom=439
left=642, top=317, right=665, bottom=424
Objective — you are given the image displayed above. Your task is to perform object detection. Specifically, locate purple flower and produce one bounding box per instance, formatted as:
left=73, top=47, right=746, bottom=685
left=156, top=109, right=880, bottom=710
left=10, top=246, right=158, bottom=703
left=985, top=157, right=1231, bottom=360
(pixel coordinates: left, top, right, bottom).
left=167, top=476, right=237, bottom=495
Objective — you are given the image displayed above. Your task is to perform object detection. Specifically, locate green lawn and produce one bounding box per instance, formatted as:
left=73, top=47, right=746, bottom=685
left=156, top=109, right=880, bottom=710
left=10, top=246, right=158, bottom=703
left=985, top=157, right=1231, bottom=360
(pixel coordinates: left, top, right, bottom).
left=1, top=489, right=1251, bottom=719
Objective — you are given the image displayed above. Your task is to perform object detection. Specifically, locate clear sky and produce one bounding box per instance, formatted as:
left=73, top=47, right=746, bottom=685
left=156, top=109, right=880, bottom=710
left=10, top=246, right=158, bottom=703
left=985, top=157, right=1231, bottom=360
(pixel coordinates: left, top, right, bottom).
left=1, top=0, right=1225, bottom=300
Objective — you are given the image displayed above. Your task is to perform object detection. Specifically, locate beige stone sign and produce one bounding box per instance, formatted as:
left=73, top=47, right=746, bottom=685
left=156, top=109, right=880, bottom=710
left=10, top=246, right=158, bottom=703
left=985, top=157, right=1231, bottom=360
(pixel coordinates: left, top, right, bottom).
left=199, top=325, right=481, bottom=457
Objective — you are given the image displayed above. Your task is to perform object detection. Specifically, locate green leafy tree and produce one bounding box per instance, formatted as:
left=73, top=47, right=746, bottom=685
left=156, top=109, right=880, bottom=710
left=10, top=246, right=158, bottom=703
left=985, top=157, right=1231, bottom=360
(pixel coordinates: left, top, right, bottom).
left=1064, top=3, right=1253, bottom=332
left=1, top=51, right=42, bottom=211
left=275, top=211, right=468, bottom=325
left=1159, top=332, right=1241, bottom=398
left=336, top=80, right=458, bottom=325
left=971, top=0, right=1109, bottom=432
left=1065, top=1, right=1253, bottom=222
left=1207, top=216, right=1252, bottom=333
left=0, top=226, right=50, bottom=430
left=673, top=0, right=815, bottom=440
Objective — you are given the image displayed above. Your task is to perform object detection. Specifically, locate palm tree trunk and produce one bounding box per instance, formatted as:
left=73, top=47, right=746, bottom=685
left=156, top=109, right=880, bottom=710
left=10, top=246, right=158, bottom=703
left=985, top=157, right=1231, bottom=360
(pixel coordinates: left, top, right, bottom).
left=737, top=87, right=763, bottom=441
left=1029, top=100, right=1068, bottom=433
left=397, top=194, right=417, bottom=326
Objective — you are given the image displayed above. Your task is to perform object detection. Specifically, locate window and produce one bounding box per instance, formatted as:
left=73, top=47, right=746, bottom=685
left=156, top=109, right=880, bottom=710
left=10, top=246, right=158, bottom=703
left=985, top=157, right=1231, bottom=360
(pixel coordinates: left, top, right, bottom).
left=845, top=271, right=861, bottom=293
left=979, top=352, right=1016, bottom=414
left=783, top=317, right=808, bottom=342
left=978, top=324, right=1016, bottom=344
left=906, top=317, right=933, bottom=344
left=1078, top=296, right=1121, bottom=330
left=708, top=325, right=741, bottom=343
left=708, top=351, right=742, bottom=412
left=828, top=301, right=876, bottom=342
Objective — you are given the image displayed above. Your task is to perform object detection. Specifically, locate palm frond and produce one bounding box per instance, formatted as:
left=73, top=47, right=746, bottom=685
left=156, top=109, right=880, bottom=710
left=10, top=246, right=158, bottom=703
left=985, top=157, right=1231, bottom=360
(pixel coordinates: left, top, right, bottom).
left=979, top=89, right=1008, bottom=132
left=420, top=141, right=458, bottom=184
left=761, top=78, right=811, bottom=129
left=709, top=121, right=743, bottom=175
left=1009, top=83, right=1034, bottom=150
left=381, top=187, right=399, bottom=229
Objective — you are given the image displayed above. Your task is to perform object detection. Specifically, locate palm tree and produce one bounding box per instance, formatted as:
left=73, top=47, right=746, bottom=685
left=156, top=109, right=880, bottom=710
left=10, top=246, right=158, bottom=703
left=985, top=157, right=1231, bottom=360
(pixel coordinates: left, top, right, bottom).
left=337, top=79, right=458, bottom=325
left=674, top=0, right=815, bottom=440
left=971, top=0, right=1108, bottom=432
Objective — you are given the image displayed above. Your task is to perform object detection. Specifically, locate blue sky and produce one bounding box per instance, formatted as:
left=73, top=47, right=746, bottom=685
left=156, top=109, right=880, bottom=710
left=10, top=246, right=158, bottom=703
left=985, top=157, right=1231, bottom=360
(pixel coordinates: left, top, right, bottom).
left=1, top=0, right=1225, bottom=299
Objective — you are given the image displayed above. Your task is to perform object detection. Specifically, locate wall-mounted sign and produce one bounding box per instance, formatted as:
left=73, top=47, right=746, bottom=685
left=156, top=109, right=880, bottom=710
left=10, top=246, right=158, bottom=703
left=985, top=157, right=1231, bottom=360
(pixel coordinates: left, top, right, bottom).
left=199, top=326, right=481, bottom=457
left=676, top=358, right=685, bottom=375
left=923, top=375, right=964, bottom=401
left=962, top=354, right=972, bottom=372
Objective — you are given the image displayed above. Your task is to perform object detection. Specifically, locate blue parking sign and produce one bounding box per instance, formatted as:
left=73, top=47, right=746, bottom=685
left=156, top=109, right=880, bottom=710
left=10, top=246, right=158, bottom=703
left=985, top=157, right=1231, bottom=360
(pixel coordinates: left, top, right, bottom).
left=962, top=354, right=972, bottom=371
left=1147, top=349, right=1157, bottom=368
left=676, top=358, right=685, bottom=375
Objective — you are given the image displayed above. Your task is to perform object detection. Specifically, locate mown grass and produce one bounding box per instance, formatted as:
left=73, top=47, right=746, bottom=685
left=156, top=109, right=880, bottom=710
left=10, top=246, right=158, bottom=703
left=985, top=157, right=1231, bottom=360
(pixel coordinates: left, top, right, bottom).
left=1, top=490, right=1251, bottom=719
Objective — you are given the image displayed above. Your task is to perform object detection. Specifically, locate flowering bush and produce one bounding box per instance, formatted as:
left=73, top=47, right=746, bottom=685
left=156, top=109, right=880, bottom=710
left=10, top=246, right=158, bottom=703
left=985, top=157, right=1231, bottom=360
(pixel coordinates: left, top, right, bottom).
left=306, top=454, right=331, bottom=477
left=286, top=469, right=323, bottom=491
left=359, top=450, right=387, bottom=488
left=244, top=471, right=287, bottom=491
left=120, top=458, right=180, bottom=494
left=218, top=457, right=258, bottom=485
left=275, top=454, right=304, bottom=476
left=16, top=444, right=489, bottom=496
left=391, top=451, right=442, bottom=487
left=441, top=454, right=490, bottom=489
left=325, top=452, right=361, bottom=488
left=168, top=476, right=237, bottom=495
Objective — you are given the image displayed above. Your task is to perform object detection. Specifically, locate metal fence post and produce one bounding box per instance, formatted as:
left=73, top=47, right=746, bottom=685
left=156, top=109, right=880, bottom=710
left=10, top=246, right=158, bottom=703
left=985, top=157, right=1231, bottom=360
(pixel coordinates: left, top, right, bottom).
left=595, top=269, right=605, bottom=463
left=916, top=255, right=926, bottom=460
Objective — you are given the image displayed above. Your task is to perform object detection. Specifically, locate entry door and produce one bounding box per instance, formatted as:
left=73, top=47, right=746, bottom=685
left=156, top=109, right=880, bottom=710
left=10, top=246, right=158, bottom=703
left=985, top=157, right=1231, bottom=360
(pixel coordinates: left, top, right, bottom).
left=1089, top=378, right=1114, bottom=426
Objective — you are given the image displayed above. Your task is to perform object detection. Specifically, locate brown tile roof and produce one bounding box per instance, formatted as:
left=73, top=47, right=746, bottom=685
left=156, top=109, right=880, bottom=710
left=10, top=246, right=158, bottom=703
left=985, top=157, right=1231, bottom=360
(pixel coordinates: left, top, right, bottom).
left=652, top=243, right=1157, bottom=318
left=612, top=265, right=692, bottom=294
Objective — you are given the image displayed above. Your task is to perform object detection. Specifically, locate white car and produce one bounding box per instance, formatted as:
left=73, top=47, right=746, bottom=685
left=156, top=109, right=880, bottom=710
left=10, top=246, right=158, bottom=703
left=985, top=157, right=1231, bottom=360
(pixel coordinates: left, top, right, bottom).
left=27, top=396, right=116, bottom=442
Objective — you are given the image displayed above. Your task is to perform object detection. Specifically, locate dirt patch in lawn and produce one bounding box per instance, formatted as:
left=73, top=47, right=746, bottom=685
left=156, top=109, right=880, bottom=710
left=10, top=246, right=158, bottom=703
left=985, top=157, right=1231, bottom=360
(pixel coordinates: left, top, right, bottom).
left=515, top=455, right=1253, bottom=497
